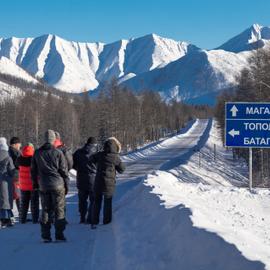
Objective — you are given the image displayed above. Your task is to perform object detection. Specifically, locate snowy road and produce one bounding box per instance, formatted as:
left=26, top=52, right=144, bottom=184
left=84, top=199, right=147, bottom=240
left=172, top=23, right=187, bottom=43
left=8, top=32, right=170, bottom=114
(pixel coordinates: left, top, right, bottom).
left=0, top=119, right=210, bottom=270
left=0, top=119, right=268, bottom=270
left=118, top=119, right=210, bottom=181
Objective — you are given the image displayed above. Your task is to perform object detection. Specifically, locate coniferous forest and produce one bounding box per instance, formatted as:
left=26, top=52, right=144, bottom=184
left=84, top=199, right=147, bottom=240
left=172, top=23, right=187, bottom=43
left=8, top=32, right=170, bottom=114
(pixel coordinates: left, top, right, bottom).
left=0, top=79, right=211, bottom=152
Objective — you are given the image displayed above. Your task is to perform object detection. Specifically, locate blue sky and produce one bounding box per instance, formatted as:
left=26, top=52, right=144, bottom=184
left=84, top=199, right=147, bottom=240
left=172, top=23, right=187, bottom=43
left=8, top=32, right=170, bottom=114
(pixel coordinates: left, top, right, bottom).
left=0, top=0, right=269, bottom=49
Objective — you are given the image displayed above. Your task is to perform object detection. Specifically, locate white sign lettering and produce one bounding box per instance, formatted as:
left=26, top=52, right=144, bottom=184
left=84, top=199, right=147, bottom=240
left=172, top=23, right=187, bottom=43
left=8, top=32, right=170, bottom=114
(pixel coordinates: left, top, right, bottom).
left=244, top=122, right=270, bottom=131
left=246, top=107, right=270, bottom=115
left=244, top=137, right=270, bottom=145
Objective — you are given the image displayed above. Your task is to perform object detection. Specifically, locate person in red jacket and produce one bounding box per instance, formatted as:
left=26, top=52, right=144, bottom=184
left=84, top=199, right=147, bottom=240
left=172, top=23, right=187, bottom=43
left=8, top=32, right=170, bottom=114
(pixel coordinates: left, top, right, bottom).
left=16, top=143, right=39, bottom=224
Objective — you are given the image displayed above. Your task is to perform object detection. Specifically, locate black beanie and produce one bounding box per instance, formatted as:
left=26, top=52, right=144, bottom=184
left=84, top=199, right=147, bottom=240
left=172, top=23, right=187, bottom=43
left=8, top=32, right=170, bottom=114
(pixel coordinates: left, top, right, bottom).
left=87, top=137, right=97, bottom=144
left=10, top=137, right=21, bottom=145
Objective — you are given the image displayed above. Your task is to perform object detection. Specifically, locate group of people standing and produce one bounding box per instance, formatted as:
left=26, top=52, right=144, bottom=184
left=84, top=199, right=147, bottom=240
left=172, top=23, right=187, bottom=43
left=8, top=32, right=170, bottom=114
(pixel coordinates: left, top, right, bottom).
left=0, top=130, right=125, bottom=243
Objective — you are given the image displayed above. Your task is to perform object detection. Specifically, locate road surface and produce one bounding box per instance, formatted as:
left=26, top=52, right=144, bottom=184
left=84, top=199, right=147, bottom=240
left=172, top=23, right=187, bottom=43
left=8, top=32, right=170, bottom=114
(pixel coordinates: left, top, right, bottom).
left=0, top=119, right=211, bottom=270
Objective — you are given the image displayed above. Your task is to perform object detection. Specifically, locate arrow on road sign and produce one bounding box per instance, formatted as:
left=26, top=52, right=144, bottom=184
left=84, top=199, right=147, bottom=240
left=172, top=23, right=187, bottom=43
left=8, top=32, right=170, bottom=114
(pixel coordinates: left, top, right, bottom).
left=230, top=105, right=238, bottom=117
left=228, top=129, right=240, bottom=137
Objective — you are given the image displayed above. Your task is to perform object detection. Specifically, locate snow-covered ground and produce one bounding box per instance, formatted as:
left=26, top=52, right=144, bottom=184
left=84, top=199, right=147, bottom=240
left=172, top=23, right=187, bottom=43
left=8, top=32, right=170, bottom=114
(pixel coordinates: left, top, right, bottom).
left=0, top=119, right=269, bottom=270
left=141, top=121, right=270, bottom=269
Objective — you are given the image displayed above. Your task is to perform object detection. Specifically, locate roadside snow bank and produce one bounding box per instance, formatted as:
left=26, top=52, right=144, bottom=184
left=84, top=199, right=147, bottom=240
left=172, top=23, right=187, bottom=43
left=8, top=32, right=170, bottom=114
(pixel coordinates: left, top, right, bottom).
left=145, top=171, right=269, bottom=270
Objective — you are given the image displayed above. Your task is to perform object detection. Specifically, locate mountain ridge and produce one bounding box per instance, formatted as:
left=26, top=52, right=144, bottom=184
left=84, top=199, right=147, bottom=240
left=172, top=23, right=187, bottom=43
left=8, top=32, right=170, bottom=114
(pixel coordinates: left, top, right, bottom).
left=0, top=32, right=193, bottom=93
left=0, top=24, right=269, bottom=104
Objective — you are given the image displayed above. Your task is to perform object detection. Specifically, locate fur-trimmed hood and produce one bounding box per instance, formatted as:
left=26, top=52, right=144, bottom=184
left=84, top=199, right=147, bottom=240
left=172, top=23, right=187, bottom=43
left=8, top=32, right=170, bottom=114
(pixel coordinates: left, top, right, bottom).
left=0, top=137, right=8, bottom=152
left=104, top=137, right=122, bottom=154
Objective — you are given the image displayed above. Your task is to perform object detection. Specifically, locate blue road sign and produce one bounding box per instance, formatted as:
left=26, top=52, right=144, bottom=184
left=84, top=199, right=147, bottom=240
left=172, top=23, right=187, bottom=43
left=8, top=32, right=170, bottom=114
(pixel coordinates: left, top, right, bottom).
left=225, top=102, right=270, bottom=148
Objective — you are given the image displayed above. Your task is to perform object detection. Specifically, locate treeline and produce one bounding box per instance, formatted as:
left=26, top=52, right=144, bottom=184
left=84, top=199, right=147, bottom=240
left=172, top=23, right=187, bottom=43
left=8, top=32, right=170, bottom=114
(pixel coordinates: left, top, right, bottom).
left=215, top=46, right=270, bottom=187
left=0, top=72, right=60, bottom=94
left=0, top=80, right=212, bottom=152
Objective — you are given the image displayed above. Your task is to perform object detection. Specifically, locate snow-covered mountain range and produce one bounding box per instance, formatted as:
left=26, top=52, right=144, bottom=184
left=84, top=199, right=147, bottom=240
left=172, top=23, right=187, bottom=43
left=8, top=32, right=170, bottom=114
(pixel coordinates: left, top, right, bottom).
left=0, top=23, right=269, bottom=104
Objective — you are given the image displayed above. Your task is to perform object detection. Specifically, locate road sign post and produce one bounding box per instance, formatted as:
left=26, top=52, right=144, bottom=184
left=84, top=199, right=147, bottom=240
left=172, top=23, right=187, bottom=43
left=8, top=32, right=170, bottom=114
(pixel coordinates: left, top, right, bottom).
left=249, top=148, right=252, bottom=190
left=225, top=102, right=270, bottom=190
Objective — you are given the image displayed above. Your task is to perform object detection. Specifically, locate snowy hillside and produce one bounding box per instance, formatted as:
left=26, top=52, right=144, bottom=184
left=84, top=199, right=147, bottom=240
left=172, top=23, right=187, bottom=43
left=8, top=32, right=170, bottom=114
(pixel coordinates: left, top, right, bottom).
left=0, top=24, right=270, bottom=104
left=0, top=56, right=38, bottom=84
left=0, top=56, right=39, bottom=100
left=121, top=24, right=270, bottom=105
left=122, top=49, right=249, bottom=105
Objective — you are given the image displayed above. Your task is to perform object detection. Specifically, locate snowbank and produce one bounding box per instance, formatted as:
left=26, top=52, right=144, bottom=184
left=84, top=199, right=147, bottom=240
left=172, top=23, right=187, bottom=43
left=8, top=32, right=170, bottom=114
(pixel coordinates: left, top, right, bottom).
left=144, top=171, right=269, bottom=270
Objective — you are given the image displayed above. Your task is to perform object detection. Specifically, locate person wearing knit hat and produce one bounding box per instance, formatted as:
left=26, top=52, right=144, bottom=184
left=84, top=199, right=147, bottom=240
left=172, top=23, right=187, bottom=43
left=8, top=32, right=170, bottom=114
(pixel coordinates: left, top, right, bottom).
left=31, top=130, right=69, bottom=242
left=87, top=137, right=97, bottom=145
left=10, top=137, right=21, bottom=146
left=0, top=137, right=15, bottom=228
left=44, top=129, right=56, bottom=145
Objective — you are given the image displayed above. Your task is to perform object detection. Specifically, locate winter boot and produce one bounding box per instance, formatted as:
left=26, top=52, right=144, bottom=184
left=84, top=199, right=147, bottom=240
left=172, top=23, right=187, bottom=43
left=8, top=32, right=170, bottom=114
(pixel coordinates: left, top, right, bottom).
left=0, top=219, right=7, bottom=228
left=91, top=224, right=97, bottom=230
left=41, top=222, right=51, bottom=242
left=43, top=237, right=52, bottom=243
left=79, top=216, right=85, bottom=224
left=55, top=232, right=67, bottom=242
left=6, top=219, right=14, bottom=227
left=55, top=219, right=66, bottom=241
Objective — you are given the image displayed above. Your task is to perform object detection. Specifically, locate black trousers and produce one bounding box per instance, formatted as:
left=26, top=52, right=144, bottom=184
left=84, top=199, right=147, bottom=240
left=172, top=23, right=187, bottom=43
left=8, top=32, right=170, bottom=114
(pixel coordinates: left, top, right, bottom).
left=78, top=189, right=94, bottom=222
left=19, top=190, right=39, bottom=223
left=40, top=189, right=66, bottom=238
left=92, top=193, right=112, bottom=225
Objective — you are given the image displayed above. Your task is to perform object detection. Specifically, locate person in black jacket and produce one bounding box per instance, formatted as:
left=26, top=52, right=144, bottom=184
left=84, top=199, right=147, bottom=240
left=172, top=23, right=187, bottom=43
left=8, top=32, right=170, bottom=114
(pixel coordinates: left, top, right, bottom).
left=31, top=130, right=69, bottom=242
left=9, top=137, right=21, bottom=213
left=91, top=137, right=125, bottom=229
left=73, top=137, right=97, bottom=224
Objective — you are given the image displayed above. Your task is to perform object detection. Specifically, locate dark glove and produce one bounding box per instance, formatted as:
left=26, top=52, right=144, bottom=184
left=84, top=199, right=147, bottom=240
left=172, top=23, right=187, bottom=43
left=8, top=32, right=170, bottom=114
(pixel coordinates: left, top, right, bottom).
left=64, top=178, right=69, bottom=195
left=65, top=185, right=69, bottom=195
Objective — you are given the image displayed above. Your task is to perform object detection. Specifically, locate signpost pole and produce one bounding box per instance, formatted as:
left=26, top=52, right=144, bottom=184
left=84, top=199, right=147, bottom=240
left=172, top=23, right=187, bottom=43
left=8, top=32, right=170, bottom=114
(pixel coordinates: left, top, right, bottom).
left=249, top=147, right=253, bottom=191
